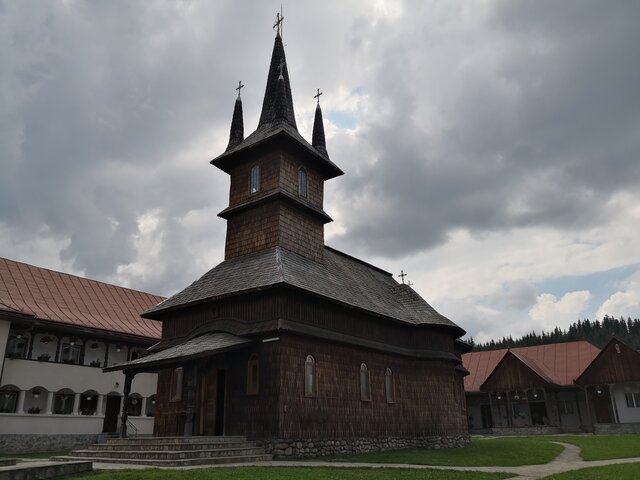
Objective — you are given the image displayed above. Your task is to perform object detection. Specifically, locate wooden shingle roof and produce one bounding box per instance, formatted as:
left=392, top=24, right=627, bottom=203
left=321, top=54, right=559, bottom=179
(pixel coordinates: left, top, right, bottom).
left=0, top=257, right=163, bottom=340
left=144, top=246, right=464, bottom=334
left=463, top=340, right=601, bottom=392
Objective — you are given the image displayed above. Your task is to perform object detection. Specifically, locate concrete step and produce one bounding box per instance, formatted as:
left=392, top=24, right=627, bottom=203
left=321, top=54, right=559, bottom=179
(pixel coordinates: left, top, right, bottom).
left=70, top=446, right=267, bottom=460
left=0, top=461, right=91, bottom=480
left=51, top=454, right=272, bottom=467
left=105, top=435, right=246, bottom=445
left=87, top=440, right=256, bottom=451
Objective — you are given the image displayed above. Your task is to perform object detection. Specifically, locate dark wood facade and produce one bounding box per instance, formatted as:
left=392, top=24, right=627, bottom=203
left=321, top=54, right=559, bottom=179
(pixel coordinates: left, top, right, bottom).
left=151, top=288, right=467, bottom=439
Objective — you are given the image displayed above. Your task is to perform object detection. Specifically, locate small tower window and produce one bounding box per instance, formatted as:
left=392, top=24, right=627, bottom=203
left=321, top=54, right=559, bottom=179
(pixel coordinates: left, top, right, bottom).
left=246, top=353, right=260, bottom=395
left=249, top=165, right=260, bottom=194
left=305, top=355, right=317, bottom=397
left=298, top=168, right=308, bottom=198
left=170, top=367, right=183, bottom=402
left=385, top=368, right=396, bottom=403
left=360, top=363, right=371, bottom=402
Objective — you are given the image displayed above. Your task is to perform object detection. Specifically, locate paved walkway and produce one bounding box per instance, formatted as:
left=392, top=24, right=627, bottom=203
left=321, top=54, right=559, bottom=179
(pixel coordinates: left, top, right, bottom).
left=265, top=443, right=640, bottom=479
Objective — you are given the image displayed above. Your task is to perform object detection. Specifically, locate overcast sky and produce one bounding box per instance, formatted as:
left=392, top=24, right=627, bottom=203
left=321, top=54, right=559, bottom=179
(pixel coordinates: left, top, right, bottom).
left=2, top=0, right=639, bottom=343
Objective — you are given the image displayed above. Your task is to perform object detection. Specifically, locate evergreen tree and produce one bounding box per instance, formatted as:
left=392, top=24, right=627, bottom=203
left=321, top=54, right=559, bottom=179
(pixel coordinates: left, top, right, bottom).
left=473, top=316, right=640, bottom=351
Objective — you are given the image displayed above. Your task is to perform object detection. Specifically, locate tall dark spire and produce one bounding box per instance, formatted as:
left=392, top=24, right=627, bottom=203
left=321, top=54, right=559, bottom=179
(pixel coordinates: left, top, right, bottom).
left=226, top=94, right=244, bottom=151
left=257, top=34, right=297, bottom=130
left=312, top=101, right=328, bottom=157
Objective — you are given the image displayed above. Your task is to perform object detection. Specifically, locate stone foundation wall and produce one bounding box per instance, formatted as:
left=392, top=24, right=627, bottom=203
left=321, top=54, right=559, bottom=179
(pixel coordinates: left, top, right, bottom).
left=0, top=434, right=100, bottom=453
left=259, top=435, right=469, bottom=458
left=594, top=423, right=640, bottom=434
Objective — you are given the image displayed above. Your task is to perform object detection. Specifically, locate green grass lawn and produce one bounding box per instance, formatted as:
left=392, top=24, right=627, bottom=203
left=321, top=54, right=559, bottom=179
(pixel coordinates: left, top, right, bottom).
left=542, top=462, right=640, bottom=479
left=324, top=437, right=563, bottom=466
left=548, top=435, right=640, bottom=461
left=66, top=467, right=511, bottom=480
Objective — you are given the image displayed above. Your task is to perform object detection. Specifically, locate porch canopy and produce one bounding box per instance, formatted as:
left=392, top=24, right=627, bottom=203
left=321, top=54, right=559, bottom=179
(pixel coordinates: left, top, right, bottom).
left=104, top=332, right=253, bottom=373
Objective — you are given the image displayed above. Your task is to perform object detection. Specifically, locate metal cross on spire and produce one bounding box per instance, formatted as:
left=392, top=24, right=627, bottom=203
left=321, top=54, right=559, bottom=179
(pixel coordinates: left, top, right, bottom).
left=235, top=80, right=244, bottom=98
left=314, top=88, right=323, bottom=105
left=273, top=6, right=284, bottom=36
left=398, top=270, right=408, bottom=284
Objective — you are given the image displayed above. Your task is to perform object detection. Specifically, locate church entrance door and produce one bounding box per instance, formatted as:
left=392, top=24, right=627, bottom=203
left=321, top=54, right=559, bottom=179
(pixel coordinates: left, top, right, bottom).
left=198, top=367, right=227, bottom=435
left=102, top=394, right=121, bottom=433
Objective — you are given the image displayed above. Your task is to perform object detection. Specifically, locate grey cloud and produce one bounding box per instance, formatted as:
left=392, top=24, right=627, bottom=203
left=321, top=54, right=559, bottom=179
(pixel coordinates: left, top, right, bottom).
left=487, top=281, right=538, bottom=311
left=328, top=0, right=640, bottom=258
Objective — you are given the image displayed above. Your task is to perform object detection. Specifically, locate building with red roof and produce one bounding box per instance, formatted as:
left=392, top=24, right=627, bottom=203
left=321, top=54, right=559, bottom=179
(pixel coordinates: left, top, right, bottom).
left=0, top=257, right=163, bottom=452
left=462, top=339, right=640, bottom=434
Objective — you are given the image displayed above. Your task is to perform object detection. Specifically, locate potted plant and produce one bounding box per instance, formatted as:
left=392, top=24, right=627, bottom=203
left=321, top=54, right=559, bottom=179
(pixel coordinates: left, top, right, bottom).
left=37, top=353, right=51, bottom=362
left=27, top=407, right=41, bottom=414
left=89, top=360, right=101, bottom=367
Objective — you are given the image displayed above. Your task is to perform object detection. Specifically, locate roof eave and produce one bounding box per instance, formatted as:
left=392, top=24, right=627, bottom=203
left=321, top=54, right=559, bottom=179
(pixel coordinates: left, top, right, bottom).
left=211, top=129, right=344, bottom=179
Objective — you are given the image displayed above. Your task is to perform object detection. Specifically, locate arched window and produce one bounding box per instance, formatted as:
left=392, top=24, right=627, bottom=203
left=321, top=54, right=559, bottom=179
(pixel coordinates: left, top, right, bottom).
left=146, top=395, right=157, bottom=417
left=170, top=367, right=183, bottom=402
left=305, top=355, right=317, bottom=397
left=360, top=363, right=371, bottom=401
left=246, top=353, right=260, bottom=395
left=249, top=164, right=260, bottom=194
left=0, top=385, right=19, bottom=413
left=54, top=388, right=75, bottom=415
left=128, top=393, right=143, bottom=416
left=80, top=390, right=98, bottom=415
left=385, top=368, right=396, bottom=403
left=298, top=168, right=308, bottom=198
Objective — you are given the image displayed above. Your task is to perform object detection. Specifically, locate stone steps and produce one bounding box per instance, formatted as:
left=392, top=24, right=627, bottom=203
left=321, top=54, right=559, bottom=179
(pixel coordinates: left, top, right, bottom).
left=70, top=446, right=267, bottom=460
left=52, top=435, right=272, bottom=466
left=85, top=440, right=255, bottom=451
left=105, top=435, right=246, bottom=444
left=51, top=454, right=272, bottom=467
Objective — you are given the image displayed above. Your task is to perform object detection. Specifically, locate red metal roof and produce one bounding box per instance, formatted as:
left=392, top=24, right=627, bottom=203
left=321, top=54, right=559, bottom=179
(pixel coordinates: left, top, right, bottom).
left=463, top=340, right=601, bottom=392
left=0, top=258, right=163, bottom=340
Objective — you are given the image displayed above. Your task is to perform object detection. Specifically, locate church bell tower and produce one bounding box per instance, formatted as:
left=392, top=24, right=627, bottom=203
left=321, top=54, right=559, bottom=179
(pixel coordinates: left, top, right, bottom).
left=211, top=22, right=343, bottom=263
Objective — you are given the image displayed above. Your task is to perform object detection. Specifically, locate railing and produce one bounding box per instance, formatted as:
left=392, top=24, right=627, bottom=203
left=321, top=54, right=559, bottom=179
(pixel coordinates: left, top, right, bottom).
left=126, top=419, right=139, bottom=437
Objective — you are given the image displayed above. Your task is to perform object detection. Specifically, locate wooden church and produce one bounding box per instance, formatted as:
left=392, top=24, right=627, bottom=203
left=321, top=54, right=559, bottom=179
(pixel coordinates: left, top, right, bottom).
left=108, top=22, right=470, bottom=456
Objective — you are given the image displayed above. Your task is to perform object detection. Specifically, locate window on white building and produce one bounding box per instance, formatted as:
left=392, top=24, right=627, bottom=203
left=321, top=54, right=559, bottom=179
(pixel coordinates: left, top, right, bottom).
left=625, top=392, right=640, bottom=408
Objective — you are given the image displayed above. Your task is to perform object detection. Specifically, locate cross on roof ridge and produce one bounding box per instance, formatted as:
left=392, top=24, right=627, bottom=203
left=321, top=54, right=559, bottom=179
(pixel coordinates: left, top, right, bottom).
left=273, top=9, right=284, bottom=36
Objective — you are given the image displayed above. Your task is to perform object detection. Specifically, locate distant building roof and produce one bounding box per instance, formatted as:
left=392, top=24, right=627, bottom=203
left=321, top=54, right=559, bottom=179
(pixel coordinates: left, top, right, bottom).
left=0, top=257, right=163, bottom=340
left=144, top=246, right=464, bottom=334
left=462, top=340, right=601, bottom=392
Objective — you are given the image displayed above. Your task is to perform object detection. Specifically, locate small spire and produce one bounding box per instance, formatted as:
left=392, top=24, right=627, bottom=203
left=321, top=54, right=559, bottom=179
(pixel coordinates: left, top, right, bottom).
left=226, top=85, right=244, bottom=151
left=312, top=92, right=328, bottom=157
left=258, top=31, right=297, bottom=130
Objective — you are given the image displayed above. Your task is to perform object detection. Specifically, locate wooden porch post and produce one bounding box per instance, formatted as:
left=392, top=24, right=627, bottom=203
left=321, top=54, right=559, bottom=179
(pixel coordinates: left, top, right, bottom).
left=506, top=391, right=513, bottom=427
left=582, top=386, right=594, bottom=432
left=120, top=372, right=134, bottom=438
left=488, top=392, right=494, bottom=429
left=575, top=390, right=584, bottom=429
left=183, top=365, right=198, bottom=437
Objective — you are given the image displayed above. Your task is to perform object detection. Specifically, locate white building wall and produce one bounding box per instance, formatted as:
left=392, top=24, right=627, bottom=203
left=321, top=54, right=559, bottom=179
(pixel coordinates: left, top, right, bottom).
left=2, top=358, right=156, bottom=396
left=611, top=382, right=640, bottom=423
left=0, top=414, right=154, bottom=435
left=1, top=357, right=157, bottom=435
